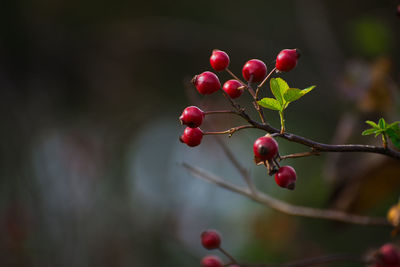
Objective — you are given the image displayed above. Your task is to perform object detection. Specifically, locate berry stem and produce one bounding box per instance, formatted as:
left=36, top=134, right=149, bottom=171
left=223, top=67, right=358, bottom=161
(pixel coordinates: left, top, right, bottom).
left=218, top=247, right=238, bottom=264
left=203, top=125, right=255, bottom=136
left=279, top=111, right=285, bottom=134
left=204, top=110, right=237, bottom=115
left=255, top=67, right=276, bottom=99
left=279, top=151, right=320, bottom=160
left=226, top=68, right=247, bottom=86
left=382, top=133, right=388, bottom=149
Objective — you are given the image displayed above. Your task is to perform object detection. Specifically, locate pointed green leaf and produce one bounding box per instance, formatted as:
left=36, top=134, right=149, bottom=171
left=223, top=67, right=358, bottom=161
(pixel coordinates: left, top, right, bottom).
left=270, top=78, right=289, bottom=105
left=387, top=125, right=400, bottom=149
left=361, top=129, right=378, bottom=136
left=258, top=98, right=282, bottom=111
left=378, top=118, right=386, bottom=129
left=302, top=85, right=316, bottom=94
left=388, top=121, right=400, bottom=129
left=365, top=120, right=379, bottom=129
left=283, top=88, right=303, bottom=103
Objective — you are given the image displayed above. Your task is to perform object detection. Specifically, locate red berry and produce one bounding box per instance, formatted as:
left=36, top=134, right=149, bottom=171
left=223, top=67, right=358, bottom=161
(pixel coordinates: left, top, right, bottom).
left=242, top=59, right=267, bottom=83
left=201, top=229, right=221, bottom=250
left=275, top=49, right=300, bottom=72
left=253, top=136, right=278, bottom=161
left=210, top=50, right=230, bottom=71
left=201, top=255, right=223, bottom=267
left=376, top=244, right=400, bottom=267
left=179, top=106, right=205, bottom=128
left=180, top=127, right=203, bottom=147
left=223, top=79, right=243, bottom=99
left=192, top=71, right=221, bottom=95
left=275, top=166, right=297, bottom=190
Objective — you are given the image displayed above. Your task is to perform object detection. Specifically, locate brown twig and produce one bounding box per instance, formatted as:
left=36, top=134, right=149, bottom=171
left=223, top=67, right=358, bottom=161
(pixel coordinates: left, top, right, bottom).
left=203, top=125, right=255, bottom=136
left=182, top=163, right=389, bottom=226
left=242, top=253, right=367, bottom=267
left=239, top=113, right=400, bottom=160
left=204, top=110, right=237, bottom=115
left=279, top=151, right=320, bottom=160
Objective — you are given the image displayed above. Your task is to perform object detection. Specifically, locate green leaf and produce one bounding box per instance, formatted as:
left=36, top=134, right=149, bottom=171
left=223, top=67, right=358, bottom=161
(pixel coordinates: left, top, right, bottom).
left=387, top=125, right=400, bottom=149
left=302, top=85, right=316, bottom=95
left=378, top=118, right=387, bottom=129
left=387, top=121, right=400, bottom=129
left=361, top=128, right=378, bottom=136
left=283, top=88, right=303, bottom=103
left=270, top=78, right=289, bottom=105
left=365, top=120, right=379, bottom=129
left=258, top=98, right=282, bottom=111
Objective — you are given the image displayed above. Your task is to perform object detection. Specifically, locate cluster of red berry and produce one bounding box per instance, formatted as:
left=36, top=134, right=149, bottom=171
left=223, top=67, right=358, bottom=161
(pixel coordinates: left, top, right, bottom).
left=179, top=49, right=300, bottom=189
left=200, top=229, right=238, bottom=267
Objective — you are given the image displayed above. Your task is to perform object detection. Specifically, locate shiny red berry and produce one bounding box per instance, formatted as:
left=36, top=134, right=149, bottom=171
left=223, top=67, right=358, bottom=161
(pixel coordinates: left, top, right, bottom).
left=180, top=127, right=203, bottom=147
left=242, top=59, right=267, bottom=83
left=223, top=79, right=243, bottom=99
left=253, top=136, right=278, bottom=161
left=201, top=229, right=221, bottom=250
left=275, top=166, right=297, bottom=190
left=192, top=71, right=221, bottom=95
left=210, top=50, right=230, bottom=71
left=179, top=106, right=205, bottom=128
left=375, top=244, right=400, bottom=267
left=201, top=255, right=223, bottom=267
left=275, top=49, right=300, bottom=72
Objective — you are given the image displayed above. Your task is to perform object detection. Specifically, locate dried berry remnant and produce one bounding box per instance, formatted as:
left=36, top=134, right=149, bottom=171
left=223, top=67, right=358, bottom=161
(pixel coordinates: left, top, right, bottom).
left=192, top=71, right=221, bottom=95
left=253, top=136, right=279, bottom=161
left=180, top=127, right=203, bottom=147
left=210, top=49, right=230, bottom=71
left=242, top=59, right=267, bottom=83
left=275, top=166, right=297, bottom=190
left=179, top=106, right=205, bottom=128
left=275, top=49, right=300, bottom=72
left=201, top=255, right=223, bottom=267
left=223, top=79, right=243, bottom=99
left=201, top=229, right=221, bottom=250
left=375, top=244, right=400, bottom=267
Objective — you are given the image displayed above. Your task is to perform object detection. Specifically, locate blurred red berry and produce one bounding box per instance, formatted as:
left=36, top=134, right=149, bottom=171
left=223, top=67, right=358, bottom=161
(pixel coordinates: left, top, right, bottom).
left=375, top=244, right=400, bottom=267
left=180, top=127, right=203, bottom=147
left=201, top=229, right=221, bottom=249
left=253, top=136, right=278, bottom=161
left=179, top=106, right=205, bottom=128
left=275, top=166, right=297, bottom=190
left=223, top=79, right=243, bottom=99
left=210, top=50, right=230, bottom=71
left=275, top=49, right=300, bottom=72
left=201, top=255, right=223, bottom=267
left=242, top=59, right=267, bottom=83
left=192, top=71, right=221, bottom=95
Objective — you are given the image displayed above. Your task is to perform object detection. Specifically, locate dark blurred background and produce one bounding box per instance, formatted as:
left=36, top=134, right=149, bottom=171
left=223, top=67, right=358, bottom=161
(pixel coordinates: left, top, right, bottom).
left=1, top=1, right=399, bottom=266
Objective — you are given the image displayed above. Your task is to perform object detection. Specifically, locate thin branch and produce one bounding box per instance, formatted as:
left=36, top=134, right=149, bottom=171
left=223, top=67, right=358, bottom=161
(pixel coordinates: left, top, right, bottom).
left=279, top=151, right=320, bottom=160
left=218, top=247, right=238, bottom=264
left=204, top=110, right=237, bottom=115
left=226, top=68, right=247, bottom=86
left=214, top=136, right=256, bottom=195
left=182, top=163, right=389, bottom=226
left=239, top=113, right=400, bottom=160
left=243, top=253, right=366, bottom=267
left=204, top=125, right=255, bottom=136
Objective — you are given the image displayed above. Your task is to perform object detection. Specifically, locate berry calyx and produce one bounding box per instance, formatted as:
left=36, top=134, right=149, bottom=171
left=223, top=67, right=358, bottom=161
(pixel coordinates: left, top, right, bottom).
left=375, top=244, right=400, bottom=267
left=223, top=79, right=243, bottom=99
left=180, top=127, right=203, bottom=147
left=253, top=136, right=279, bottom=161
left=275, top=166, right=297, bottom=190
left=201, top=229, right=221, bottom=250
left=210, top=50, right=230, bottom=71
left=275, top=49, right=300, bottom=72
left=192, top=71, right=221, bottom=95
left=179, top=106, right=205, bottom=128
left=201, top=255, right=223, bottom=267
left=242, top=59, right=267, bottom=83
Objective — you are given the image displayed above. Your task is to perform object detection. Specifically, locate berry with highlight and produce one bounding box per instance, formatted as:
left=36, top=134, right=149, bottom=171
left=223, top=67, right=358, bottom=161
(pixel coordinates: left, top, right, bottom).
left=242, top=59, right=267, bottom=83
left=179, top=106, right=205, bottom=128
left=223, top=79, right=243, bottom=99
left=193, top=71, right=221, bottom=95
left=201, top=229, right=221, bottom=250
left=275, top=166, right=297, bottom=190
left=253, top=136, right=279, bottom=161
left=210, top=50, right=230, bottom=71
left=180, top=127, right=203, bottom=147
